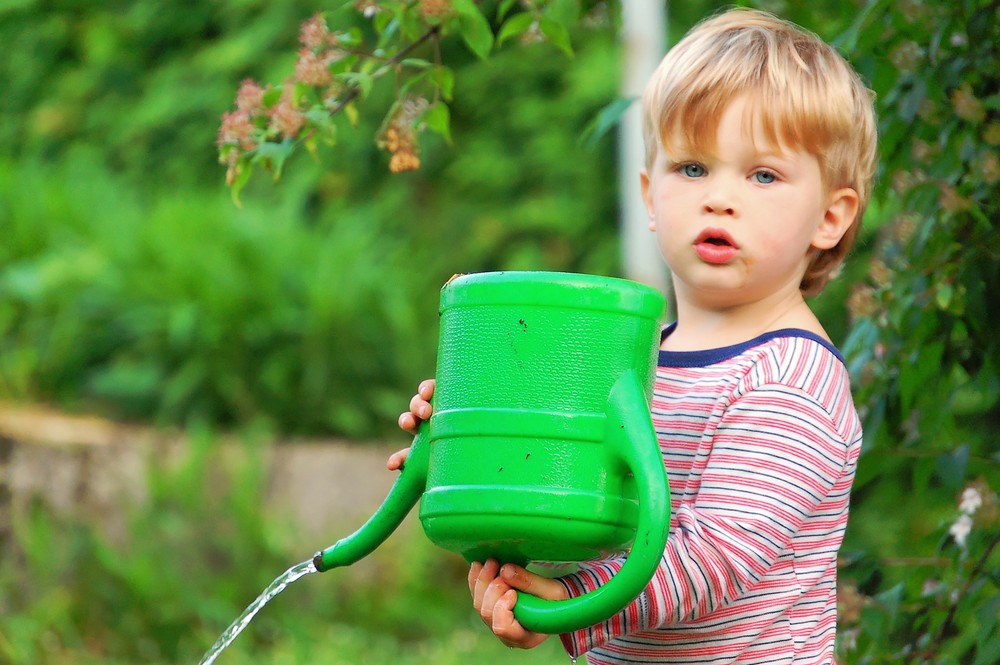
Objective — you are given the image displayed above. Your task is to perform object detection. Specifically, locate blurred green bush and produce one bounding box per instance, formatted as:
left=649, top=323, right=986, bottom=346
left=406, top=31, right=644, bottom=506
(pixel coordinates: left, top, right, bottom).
left=0, top=1, right=624, bottom=436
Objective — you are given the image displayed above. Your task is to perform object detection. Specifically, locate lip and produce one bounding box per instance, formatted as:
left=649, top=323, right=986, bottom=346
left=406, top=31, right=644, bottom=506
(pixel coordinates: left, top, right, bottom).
left=694, top=228, right=740, bottom=264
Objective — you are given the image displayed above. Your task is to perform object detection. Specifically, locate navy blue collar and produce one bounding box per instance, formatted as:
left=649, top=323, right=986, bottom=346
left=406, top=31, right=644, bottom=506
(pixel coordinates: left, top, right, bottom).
left=658, top=323, right=845, bottom=368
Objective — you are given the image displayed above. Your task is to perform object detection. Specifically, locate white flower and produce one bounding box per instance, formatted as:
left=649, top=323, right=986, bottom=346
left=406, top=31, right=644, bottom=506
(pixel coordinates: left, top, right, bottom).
left=959, top=486, right=983, bottom=515
left=949, top=513, right=973, bottom=548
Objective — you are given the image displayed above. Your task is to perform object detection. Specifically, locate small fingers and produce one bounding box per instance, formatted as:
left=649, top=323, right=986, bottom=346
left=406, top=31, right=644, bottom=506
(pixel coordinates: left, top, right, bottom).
left=468, top=560, right=484, bottom=597
left=408, top=392, right=432, bottom=421
left=492, top=589, right=521, bottom=641
left=480, top=577, right=511, bottom=627
left=397, top=411, right=417, bottom=433
left=500, top=564, right=570, bottom=601
left=472, top=559, right=500, bottom=612
left=418, top=378, right=436, bottom=399
left=386, top=447, right=409, bottom=471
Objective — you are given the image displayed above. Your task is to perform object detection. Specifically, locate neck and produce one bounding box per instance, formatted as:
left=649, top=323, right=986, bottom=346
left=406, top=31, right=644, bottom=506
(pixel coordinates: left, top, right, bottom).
left=665, top=282, right=826, bottom=351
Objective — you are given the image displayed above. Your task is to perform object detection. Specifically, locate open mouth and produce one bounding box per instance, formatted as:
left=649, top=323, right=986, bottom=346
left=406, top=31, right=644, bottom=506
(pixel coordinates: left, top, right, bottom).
left=694, top=228, right=739, bottom=264
left=695, top=229, right=738, bottom=248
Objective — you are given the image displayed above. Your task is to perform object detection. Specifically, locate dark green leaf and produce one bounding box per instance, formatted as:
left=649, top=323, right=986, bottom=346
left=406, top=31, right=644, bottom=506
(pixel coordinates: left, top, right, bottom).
left=452, top=0, right=494, bottom=59
left=421, top=103, right=452, bottom=144
left=497, top=12, right=536, bottom=46
left=579, top=96, right=635, bottom=149
left=538, top=16, right=573, bottom=57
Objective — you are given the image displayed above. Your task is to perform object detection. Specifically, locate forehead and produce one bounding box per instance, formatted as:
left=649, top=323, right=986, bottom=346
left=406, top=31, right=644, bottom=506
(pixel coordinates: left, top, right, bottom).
left=660, top=94, right=803, bottom=158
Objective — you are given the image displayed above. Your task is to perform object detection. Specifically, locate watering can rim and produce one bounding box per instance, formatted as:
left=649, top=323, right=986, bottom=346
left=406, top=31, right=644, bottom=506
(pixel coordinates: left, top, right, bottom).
left=441, top=271, right=666, bottom=319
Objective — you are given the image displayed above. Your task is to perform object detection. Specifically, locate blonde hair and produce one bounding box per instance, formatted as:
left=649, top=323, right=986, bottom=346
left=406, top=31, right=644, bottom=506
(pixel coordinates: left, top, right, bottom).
left=642, top=8, right=877, bottom=296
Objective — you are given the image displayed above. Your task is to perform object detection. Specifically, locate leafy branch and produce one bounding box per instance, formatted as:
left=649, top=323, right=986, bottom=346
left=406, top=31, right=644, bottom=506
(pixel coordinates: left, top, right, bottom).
left=216, top=0, right=582, bottom=204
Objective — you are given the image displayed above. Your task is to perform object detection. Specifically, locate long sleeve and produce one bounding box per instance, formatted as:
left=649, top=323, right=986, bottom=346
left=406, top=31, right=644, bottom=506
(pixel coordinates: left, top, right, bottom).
left=557, top=335, right=861, bottom=662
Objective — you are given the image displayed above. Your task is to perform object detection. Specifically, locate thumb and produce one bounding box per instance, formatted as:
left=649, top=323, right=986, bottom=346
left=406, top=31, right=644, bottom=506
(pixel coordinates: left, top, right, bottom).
left=500, top=564, right=569, bottom=601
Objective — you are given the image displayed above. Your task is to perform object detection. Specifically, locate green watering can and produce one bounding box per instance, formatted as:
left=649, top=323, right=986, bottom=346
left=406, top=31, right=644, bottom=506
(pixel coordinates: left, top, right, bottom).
left=313, top=271, right=670, bottom=634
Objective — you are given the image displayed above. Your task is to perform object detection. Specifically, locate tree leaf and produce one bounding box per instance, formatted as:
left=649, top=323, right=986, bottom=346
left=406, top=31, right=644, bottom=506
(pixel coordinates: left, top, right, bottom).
left=538, top=16, right=573, bottom=57
left=579, top=95, right=635, bottom=149
left=452, top=0, right=494, bottom=59
left=435, top=65, right=455, bottom=101
left=497, top=12, right=535, bottom=46
left=421, top=103, right=452, bottom=144
left=496, top=0, right=520, bottom=22
left=253, top=140, right=296, bottom=181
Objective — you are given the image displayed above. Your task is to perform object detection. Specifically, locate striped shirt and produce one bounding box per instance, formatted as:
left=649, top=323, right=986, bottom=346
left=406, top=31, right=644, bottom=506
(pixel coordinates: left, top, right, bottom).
left=558, top=328, right=862, bottom=664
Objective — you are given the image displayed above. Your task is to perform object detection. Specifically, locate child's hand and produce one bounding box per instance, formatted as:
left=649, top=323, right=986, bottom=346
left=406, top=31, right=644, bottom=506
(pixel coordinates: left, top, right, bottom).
left=468, top=559, right=568, bottom=649
left=388, top=379, right=435, bottom=471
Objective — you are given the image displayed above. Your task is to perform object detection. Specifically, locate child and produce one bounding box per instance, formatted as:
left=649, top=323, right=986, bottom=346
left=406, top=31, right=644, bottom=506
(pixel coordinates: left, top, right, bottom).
left=393, top=7, right=876, bottom=663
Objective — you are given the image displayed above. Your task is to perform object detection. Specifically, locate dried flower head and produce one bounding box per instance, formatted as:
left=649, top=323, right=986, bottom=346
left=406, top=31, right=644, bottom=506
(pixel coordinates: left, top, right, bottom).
left=300, top=13, right=337, bottom=50
left=889, top=40, right=923, bottom=73
left=951, top=83, right=985, bottom=124
left=419, top=0, right=454, bottom=20
left=295, top=48, right=334, bottom=87
left=897, top=0, right=928, bottom=22
left=868, top=260, right=892, bottom=288
left=847, top=284, right=878, bottom=320
left=911, top=138, right=933, bottom=163
left=837, top=584, right=865, bottom=625
left=893, top=215, right=918, bottom=244
left=984, top=122, right=1000, bottom=146
left=379, top=97, right=432, bottom=173
left=917, top=98, right=939, bottom=124
left=939, top=184, right=971, bottom=214
left=270, top=86, right=305, bottom=139
left=381, top=127, right=420, bottom=172
left=978, top=151, right=1000, bottom=185
left=218, top=110, right=256, bottom=150
left=235, top=79, right=266, bottom=114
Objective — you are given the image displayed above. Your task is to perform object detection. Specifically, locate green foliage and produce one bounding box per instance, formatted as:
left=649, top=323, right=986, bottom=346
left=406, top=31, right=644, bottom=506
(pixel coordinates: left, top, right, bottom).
left=217, top=0, right=603, bottom=200
left=838, top=0, right=1000, bottom=661
left=0, top=3, right=624, bottom=436
left=0, top=0, right=327, bottom=189
left=0, top=152, right=443, bottom=436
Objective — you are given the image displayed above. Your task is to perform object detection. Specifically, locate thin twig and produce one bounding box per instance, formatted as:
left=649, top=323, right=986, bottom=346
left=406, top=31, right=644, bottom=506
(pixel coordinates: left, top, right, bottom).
left=921, top=530, right=1000, bottom=660
left=326, top=24, right=441, bottom=117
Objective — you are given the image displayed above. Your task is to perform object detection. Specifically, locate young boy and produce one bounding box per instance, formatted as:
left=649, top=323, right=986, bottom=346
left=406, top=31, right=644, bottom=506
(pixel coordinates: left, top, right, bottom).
left=394, top=7, right=877, bottom=663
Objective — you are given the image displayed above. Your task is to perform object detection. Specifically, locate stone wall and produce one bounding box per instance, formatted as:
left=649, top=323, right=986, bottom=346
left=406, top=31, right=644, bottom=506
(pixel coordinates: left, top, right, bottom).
left=0, top=402, right=409, bottom=550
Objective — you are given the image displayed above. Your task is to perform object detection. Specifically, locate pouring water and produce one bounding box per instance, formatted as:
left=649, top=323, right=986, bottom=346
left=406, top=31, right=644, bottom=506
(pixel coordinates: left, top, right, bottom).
left=198, top=559, right=317, bottom=665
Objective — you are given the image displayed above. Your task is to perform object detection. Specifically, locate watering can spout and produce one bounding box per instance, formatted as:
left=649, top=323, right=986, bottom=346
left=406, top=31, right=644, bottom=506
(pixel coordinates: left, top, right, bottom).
left=312, top=423, right=431, bottom=572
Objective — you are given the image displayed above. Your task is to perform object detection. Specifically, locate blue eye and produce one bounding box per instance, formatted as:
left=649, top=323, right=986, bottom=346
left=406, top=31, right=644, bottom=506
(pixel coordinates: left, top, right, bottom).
left=753, top=170, right=777, bottom=184
left=681, top=163, right=705, bottom=178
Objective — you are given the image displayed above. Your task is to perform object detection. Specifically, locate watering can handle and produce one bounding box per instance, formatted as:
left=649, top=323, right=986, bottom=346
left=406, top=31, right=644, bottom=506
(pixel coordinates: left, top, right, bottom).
left=312, top=423, right=431, bottom=572
left=513, top=370, right=671, bottom=635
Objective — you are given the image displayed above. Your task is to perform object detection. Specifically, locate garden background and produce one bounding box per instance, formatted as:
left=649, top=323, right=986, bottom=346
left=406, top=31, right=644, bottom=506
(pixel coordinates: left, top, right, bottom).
left=0, top=0, right=997, bottom=663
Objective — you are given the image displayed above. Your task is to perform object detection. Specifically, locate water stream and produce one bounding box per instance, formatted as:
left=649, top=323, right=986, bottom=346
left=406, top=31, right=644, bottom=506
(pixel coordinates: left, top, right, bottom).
left=198, top=558, right=317, bottom=665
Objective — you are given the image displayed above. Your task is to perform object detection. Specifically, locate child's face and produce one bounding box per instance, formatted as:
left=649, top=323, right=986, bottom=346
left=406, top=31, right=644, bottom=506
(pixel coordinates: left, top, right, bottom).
left=641, top=95, right=856, bottom=309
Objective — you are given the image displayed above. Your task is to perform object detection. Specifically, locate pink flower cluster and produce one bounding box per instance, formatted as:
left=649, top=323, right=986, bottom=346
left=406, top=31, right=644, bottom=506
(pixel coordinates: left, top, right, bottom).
left=218, top=13, right=348, bottom=182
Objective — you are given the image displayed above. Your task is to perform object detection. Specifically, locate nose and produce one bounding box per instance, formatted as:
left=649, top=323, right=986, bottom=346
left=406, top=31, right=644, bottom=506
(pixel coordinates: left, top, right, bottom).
left=702, top=195, right=736, bottom=216
left=701, top=179, right=737, bottom=216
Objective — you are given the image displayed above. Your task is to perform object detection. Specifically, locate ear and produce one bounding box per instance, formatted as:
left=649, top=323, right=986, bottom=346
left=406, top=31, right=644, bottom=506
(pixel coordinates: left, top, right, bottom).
left=640, top=169, right=655, bottom=231
left=812, top=187, right=860, bottom=250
